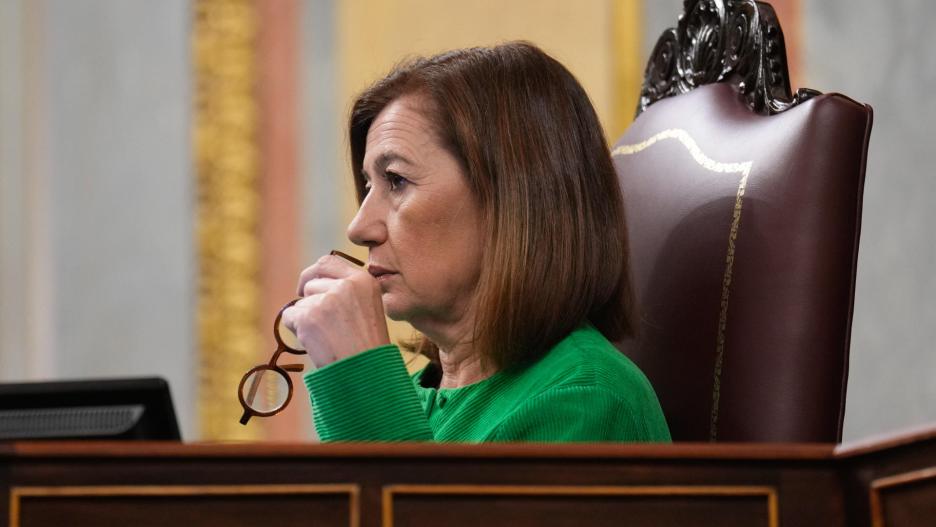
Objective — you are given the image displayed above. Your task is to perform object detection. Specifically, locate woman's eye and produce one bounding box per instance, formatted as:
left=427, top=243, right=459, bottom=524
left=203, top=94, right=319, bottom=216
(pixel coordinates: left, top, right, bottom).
left=386, top=171, right=408, bottom=191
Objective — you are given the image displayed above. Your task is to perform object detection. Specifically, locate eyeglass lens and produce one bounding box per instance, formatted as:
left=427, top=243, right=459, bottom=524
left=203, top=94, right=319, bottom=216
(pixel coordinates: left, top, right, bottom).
left=242, top=367, right=290, bottom=414
left=275, top=314, right=305, bottom=352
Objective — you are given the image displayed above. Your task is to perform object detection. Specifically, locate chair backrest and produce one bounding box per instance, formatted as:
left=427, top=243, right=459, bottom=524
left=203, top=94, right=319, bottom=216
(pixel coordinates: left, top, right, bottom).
left=613, top=0, right=873, bottom=442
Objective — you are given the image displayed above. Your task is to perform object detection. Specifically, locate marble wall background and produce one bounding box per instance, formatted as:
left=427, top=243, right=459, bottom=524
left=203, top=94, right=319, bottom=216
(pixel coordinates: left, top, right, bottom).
left=0, top=0, right=195, bottom=439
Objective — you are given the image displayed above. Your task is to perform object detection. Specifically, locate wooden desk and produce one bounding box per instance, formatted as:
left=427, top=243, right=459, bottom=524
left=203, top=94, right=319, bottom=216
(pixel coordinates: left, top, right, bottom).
left=2, top=426, right=934, bottom=527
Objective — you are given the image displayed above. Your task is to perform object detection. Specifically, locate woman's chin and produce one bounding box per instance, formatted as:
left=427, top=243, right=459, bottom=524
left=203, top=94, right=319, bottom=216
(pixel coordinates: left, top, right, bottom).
left=383, top=301, right=429, bottom=327
left=381, top=296, right=409, bottom=322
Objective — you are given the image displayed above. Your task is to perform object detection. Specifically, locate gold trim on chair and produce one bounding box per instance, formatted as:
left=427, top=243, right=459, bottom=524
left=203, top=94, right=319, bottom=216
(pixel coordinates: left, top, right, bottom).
left=382, top=484, right=778, bottom=527
left=612, top=129, right=754, bottom=441
left=869, top=466, right=936, bottom=527
left=10, top=484, right=360, bottom=527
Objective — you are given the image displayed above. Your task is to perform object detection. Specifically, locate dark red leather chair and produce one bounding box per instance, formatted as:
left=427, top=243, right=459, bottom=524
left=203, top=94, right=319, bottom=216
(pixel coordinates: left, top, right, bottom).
left=613, top=0, right=873, bottom=442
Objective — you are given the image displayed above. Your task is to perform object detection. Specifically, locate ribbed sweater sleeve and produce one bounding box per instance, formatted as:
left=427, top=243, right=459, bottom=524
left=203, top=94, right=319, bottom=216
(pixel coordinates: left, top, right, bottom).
left=489, top=385, right=646, bottom=442
left=303, top=345, right=434, bottom=441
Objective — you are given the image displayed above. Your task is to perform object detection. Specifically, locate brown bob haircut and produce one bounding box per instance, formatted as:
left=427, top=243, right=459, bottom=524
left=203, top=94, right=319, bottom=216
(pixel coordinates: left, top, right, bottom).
left=349, top=41, right=634, bottom=370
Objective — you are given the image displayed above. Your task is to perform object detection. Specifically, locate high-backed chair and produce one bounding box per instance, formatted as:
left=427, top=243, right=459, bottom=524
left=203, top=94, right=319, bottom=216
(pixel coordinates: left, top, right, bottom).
left=613, top=0, right=873, bottom=442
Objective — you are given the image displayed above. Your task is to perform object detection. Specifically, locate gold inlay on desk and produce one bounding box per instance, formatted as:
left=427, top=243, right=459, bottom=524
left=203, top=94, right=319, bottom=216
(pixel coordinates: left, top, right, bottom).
left=613, top=128, right=754, bottom=441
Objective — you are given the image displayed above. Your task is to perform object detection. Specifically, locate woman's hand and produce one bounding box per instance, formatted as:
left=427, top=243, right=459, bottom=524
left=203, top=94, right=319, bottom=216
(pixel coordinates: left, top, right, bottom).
left=281, top=254, right=390, bottom=368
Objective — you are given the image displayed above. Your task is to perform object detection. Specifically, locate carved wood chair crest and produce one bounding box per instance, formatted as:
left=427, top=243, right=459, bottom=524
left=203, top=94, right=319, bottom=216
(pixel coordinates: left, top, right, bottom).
left=638, top=0, right=820, bottom=116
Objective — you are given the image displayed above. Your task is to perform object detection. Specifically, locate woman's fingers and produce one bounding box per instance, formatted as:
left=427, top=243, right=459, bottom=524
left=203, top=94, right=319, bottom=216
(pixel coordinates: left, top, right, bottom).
left=296, top=254, right=362, bottom=296
left=281, top=299, right=334, bottom=361
left=302, top=278, right=334, bottom=297
left=284, top=253, right=389, bottom=368
left=281, top=299, right=324, bottom=345
left=281, top=293, right=376, bottom=367
left=279, top=301, right=304, bottom=335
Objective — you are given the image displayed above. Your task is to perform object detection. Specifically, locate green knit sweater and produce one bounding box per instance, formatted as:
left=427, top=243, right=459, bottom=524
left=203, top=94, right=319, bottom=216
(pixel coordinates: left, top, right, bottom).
left=303, top=324, right=670, bottom=442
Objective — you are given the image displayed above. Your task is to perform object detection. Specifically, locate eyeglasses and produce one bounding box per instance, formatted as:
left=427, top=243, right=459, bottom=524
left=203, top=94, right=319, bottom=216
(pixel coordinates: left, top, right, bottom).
left=238, top=250, right=365, bottom=425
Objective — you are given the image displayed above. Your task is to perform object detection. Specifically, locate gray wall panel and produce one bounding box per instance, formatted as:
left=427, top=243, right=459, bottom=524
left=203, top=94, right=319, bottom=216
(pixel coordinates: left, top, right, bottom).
left=642, top=0, right=682, bottom=58
left=0, top=0, right=29, bottom=379
left=44, top=0, right=195, bottom=438
left=804, top=0, right=936, bottom=440
left=302, top=0, right=344, bottom=263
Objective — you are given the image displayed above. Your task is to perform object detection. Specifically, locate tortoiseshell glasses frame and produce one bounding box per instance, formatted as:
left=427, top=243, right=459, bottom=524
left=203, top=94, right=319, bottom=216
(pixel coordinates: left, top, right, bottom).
left=237, top=250, right=365, bottom=425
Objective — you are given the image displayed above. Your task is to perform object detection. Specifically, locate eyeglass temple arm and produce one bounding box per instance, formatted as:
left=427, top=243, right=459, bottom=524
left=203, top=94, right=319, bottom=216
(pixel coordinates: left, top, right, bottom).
left=281, top=363, right=304, bottom=372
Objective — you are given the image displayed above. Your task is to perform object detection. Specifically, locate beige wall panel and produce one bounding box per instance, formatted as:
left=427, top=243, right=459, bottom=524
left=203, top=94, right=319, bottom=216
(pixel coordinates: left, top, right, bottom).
left=337, top=0, right=615, bottom=130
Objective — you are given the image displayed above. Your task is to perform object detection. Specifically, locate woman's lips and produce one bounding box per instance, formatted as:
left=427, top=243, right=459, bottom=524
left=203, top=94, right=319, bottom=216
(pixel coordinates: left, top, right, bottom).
left=367, top=264, right=397, bottom=281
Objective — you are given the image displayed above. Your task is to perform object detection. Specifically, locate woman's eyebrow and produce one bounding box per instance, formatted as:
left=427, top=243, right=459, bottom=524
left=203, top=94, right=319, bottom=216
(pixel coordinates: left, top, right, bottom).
left=375, top=151, right=415, bottom=170
left=362, top=151, right=416, bottom=181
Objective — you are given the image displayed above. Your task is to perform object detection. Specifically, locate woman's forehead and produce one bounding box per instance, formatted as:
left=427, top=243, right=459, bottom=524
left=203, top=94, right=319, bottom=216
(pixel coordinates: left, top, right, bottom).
left=364, top=95, right=440, bottom=165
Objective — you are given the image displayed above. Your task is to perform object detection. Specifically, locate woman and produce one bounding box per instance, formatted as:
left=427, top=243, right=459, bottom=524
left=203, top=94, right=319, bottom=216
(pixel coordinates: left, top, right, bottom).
left=282, top=42, right=670, bottom=442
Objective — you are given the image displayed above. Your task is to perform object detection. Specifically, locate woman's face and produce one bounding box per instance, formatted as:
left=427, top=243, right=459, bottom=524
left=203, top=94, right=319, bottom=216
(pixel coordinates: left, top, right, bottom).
left=347, top=94, right=484, bottom=332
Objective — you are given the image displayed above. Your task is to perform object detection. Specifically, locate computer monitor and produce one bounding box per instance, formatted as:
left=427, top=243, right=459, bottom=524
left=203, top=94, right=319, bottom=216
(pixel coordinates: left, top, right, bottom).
left=0, top=377, right=181, bottom=440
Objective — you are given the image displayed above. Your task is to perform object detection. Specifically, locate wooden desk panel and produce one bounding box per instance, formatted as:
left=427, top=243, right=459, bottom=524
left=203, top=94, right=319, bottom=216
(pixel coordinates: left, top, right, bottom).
left=384, top=484, right=776, bottom=527
left=1, top=427, right=934, bottom=527
left=836, top=428, right=936, bottom=527
left=11, top=485, right=358, bottom=527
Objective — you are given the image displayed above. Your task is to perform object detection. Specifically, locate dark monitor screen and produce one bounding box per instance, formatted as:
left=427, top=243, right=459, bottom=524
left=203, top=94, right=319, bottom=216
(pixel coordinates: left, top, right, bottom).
left=0, top=377, right=181, bottom=441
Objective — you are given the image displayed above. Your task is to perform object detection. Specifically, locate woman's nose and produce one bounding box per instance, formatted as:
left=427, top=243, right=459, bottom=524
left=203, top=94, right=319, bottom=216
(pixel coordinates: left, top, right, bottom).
left=347, top=194, right=388, bottom=247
